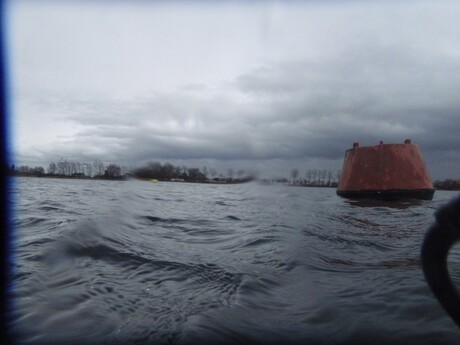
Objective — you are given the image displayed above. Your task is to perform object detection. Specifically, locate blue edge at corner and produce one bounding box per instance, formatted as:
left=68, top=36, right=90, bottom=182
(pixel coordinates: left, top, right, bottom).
left=1, top=1, right=14, bottom=343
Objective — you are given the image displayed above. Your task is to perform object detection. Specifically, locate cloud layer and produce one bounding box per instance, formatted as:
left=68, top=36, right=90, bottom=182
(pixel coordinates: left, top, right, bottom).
left=9, top=1, right=460, bottom=178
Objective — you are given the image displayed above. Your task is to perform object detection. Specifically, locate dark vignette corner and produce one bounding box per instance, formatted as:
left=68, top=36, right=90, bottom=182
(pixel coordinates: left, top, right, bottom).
left=1, top=0, right=14, bottom=344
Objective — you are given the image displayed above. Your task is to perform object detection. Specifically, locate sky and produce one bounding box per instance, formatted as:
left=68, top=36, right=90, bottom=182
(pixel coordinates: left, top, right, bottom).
left=6, top=0, right=460, bottom=179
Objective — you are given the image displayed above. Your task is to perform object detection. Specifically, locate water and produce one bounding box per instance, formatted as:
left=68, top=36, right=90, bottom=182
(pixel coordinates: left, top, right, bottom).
left=8, top=177, right=460, bottom=344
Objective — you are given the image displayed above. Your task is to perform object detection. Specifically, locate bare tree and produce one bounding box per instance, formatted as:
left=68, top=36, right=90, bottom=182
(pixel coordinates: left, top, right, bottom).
left=48, top=162, right=57, bottom=175
left=227, top=168, right=234, bottom=179
left=162, top=163, right=175, bottom=179
left=35, top=167, right=45, bottom=175
left=327, top=170, right=333, bottom=185
left=174, top=166, right=182, bottom=178
left=291, top=168, right=299, bottom=184
left=120, top=165, right=129, bottom=176
left=84, top=163, right=93, bottom=177
left=312, top=169, right=317, bottom=185
left=70, top=162, right=77, bottom=175
left=188, top=168, right=205, bottom=181
left=93, top=159, right=105, bottom=176
left=105, top=164, right=121, bottom=178
left=306, top=170, right=312, bottom=184
left=57, top=159, right=70, bottom=175
left=202, top=166, right=208, bottom=179
left=321, top=169, right=327, bottom=185
left=18, top=166, right=30, bottom=173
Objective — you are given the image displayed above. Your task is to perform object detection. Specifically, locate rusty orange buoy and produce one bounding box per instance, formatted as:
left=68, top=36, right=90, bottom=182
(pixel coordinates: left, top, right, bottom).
left=337, top=139, right=435, bottom=200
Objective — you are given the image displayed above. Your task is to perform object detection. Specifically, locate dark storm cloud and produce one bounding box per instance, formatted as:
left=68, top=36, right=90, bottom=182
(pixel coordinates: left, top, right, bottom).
left=38, top=37, right=460, bottom=174
left=236, top=43, right=460, bottom=159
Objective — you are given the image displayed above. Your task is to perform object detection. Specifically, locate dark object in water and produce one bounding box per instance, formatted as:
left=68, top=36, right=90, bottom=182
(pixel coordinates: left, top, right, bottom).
left=422, top=195, right=460, bottom=327
left=337, top=139, right=435, bottom=200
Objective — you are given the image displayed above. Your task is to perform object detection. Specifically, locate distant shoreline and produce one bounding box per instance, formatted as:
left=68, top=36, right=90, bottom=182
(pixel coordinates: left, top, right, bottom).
left=9, top=174, right=255, bottom=185
left=9, top=175, right=334, bottom=187
left=9, top=174, right=127, bottom=181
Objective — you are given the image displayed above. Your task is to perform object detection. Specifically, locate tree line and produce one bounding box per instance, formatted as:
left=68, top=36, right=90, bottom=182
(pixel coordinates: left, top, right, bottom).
left=434, top=179, right=460, bottom=191
left=8, top=159, right=253, bottom=183
left=259, top=169, right=341, bottom=187
left=132, top=162, right=252, bottom=183
left=289, top=168, right=341, bottom=187
left=9, top=159, right=130, bottom=179
left=11, top=160, right=459, bottom=189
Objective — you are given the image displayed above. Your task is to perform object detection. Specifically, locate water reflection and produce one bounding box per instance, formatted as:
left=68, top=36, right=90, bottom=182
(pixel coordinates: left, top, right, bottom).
left=344, top=198, right=424, bottom=209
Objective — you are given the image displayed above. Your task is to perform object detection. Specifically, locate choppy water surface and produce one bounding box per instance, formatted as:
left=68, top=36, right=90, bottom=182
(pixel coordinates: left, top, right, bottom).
left=9, top=177, right=460, bottom=344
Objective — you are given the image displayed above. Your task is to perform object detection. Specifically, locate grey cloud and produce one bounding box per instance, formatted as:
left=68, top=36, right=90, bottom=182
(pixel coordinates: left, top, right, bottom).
left=235, top=42, right=460, bottom=156
left=37, top=42, right=460, bottom=171
left=12, top=1, right=460, bottom=179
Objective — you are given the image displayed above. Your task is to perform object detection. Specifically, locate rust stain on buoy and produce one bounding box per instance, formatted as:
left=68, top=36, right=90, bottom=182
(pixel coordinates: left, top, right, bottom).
left=337, top=139, right=435, bottom=200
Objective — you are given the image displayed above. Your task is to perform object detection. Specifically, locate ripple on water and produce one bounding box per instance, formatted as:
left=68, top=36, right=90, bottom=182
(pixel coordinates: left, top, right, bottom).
left=10, top=179, right=460, bottom=344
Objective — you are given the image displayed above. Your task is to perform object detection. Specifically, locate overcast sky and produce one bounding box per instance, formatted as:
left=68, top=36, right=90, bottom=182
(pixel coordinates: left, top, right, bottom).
left=6, top=0, right=460, bottom=179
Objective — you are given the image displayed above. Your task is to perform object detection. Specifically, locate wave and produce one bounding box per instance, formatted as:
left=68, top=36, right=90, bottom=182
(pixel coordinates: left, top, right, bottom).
left=10, top=178, right=460, bottom=344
